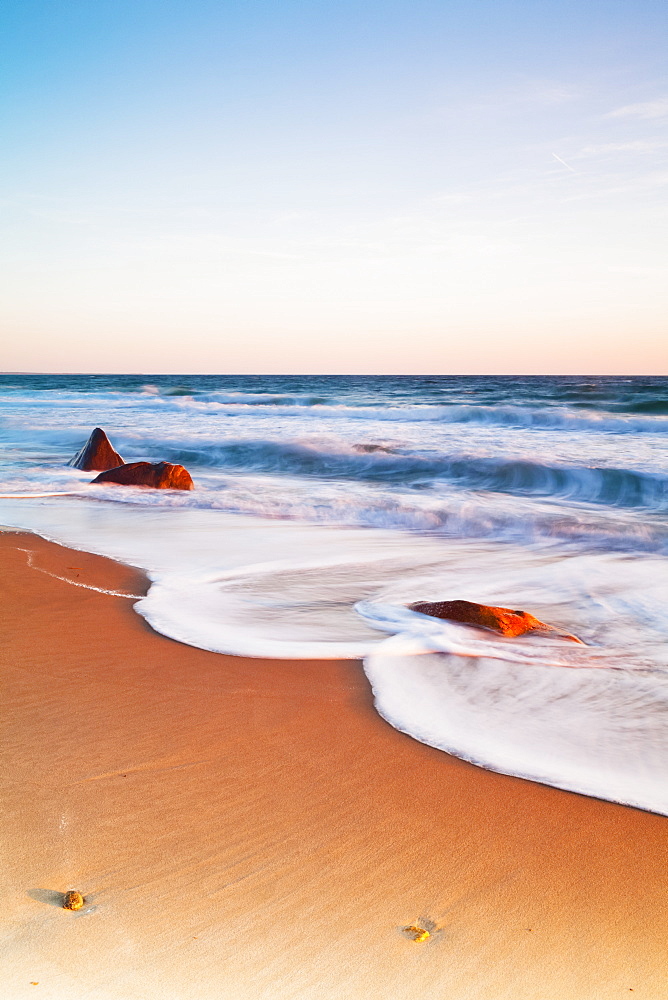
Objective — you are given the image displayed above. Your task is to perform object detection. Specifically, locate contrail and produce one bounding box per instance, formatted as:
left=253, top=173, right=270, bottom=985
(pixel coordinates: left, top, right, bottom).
left=552, top=152, right=577, bottom=173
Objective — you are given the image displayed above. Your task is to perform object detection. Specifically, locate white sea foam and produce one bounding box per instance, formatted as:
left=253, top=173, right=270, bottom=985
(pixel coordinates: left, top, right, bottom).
left=2, top=486, right=668, bottom=813
left=355, top=583, right=668, bottom=815
left=362, top=633, right=668, bottom=815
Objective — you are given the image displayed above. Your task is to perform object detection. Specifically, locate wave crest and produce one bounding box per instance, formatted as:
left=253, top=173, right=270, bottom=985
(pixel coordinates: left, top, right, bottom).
left=150, top=437, right=668, bottom=511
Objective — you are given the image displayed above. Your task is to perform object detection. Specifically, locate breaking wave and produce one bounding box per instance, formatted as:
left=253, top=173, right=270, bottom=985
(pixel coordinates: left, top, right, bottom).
left=152, top=438, right=668, bottom=510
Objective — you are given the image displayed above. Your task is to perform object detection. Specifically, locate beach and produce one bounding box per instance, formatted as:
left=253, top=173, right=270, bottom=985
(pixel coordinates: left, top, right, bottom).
left=2, top=529, right=666, bottom=999
left=4, top=0, right=668, bottom=989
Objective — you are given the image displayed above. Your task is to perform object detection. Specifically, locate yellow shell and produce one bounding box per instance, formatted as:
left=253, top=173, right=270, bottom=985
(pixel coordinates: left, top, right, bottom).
left=404, top=925, right=430, bottom=942
left=62, top=891, right=84, bottom=910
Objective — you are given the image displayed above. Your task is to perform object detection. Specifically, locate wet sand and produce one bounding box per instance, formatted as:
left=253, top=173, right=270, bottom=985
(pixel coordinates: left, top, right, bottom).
left=1, top=531, right=666, bottom=999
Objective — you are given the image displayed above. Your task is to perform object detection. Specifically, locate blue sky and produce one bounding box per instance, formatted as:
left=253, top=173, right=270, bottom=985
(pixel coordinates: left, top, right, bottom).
left=1, top=0, right=667, bottom=372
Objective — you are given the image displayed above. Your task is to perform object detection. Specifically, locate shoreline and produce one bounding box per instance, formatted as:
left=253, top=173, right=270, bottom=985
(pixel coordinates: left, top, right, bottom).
left=1, top=530, right=666, bottom=999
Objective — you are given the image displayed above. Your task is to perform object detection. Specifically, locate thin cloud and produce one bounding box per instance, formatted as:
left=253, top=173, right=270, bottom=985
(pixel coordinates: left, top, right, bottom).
left=551, top=152, right=577, bottom=173
left=605, top=98, right=668, bottom=120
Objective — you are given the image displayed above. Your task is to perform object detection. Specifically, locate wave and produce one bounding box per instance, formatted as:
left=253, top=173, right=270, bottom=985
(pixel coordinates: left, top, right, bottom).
left=143, top=387, right=334, bottom=405
left=167, top=397, right=668, bottom=433
left=150, top=438, right=668, bottom=510
left=2, top=447, right=667, bottom=553
left=624, top=399, right=668, bottom=415
left=197, top=390, right=332, bottom=406
left=74, top=482, right=667, bottom=554
left=358, top=604, right=668, bottom=815
left=403, top=402, right=668, bottom=432
left=436, top=455, right=668, bottom=510
left=3, top=387, right=668, bottom=433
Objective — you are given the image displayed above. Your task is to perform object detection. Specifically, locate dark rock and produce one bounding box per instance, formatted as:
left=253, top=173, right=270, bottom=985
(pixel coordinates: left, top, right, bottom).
left=409, top=599, right=554, bottom=638
left=68, top=427, right=124, bottom=472
left=91, top=461, right=194, bottom=490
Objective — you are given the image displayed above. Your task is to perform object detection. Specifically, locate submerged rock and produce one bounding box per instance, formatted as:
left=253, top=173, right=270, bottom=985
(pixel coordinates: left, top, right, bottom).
left=409, top=599, right=562, bottom=639
left=68, top=427, right=124, bottom=472
left=91, top=461, right=194, bottom=490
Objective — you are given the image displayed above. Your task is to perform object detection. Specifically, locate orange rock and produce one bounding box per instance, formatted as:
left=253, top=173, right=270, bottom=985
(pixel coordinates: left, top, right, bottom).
left=409, top=599, right=548, bottom=638
left=91, top=461, right=194, bottom=490
left=68, top=427, right=124, bottom=472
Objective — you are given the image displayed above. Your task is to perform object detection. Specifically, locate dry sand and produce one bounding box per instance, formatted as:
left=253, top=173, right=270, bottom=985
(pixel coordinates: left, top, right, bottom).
left=1, top=531, right=666, bottom=999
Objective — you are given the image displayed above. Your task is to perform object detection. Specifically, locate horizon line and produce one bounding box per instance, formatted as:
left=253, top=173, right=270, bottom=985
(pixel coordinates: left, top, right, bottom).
left=3, top=371, right=667, bottom=378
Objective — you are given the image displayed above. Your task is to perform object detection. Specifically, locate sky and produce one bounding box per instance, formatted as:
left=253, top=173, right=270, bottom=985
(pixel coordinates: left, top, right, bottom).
left=1, top=0, right=667, bottom=374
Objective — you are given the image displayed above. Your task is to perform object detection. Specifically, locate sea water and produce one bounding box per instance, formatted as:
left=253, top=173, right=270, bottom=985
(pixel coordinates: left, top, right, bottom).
left=1, top=373, right=667, bottom=813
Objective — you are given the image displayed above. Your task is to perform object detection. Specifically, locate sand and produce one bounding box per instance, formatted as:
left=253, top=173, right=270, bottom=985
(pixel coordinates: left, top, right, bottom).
left=1, top=530, right=666, bottom=999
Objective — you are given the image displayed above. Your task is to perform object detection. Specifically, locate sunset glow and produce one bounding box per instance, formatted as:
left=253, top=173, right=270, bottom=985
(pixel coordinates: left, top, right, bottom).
left=1, top=1, right=666, bottom=373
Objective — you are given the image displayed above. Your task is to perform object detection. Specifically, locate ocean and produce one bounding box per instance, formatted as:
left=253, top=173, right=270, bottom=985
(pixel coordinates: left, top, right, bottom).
left=1, top=372, right=667, bottom=813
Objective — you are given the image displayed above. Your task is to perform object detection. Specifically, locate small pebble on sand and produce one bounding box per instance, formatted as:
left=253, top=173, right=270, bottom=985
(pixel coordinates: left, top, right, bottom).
left=62, top=891, right=84, bottom=910
left=404, top=925, right=430, bottom=942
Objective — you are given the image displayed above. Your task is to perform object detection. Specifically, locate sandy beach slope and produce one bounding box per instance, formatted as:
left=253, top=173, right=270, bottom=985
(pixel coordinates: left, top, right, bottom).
left=1, top=531, right=666, bottom=999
